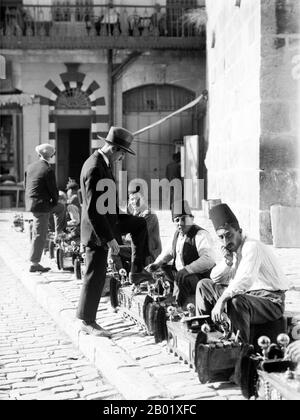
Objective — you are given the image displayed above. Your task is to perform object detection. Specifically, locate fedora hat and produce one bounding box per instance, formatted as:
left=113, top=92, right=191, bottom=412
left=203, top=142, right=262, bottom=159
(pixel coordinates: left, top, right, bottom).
left=98, top=126, right=135, bottom=155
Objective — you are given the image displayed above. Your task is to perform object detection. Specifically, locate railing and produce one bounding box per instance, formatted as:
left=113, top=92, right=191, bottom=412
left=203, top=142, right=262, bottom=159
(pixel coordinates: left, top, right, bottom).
left=0, top=3, right=206, bottom=50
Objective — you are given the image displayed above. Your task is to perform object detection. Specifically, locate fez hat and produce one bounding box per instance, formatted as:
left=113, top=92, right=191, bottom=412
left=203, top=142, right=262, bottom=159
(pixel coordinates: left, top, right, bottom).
left=171, top=200, right=193, bottom=220
left=35, top=143, right=55, bottom=159
left=209, top=203, right=240, bottom=231
left=98, top=126, right=135, bottom=155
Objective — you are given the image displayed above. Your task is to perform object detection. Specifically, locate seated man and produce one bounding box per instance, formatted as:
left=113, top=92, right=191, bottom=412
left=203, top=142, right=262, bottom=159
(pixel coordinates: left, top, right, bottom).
left=195, top=203, right=291, bottom=344
left=66, top=178, right=81, bottom=211
left=127, top=186, right=162, bottom=264
left=65, top=203, right=80, bottom=242
left=110, top=186, right=162, bottom=273
left=147, top=200, right=216, bottom=308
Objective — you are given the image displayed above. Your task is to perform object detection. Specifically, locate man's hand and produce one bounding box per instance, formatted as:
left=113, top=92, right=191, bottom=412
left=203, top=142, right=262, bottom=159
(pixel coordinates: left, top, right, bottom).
left=107, top=239, right=120, bottom=255
left=146, top=263, right=160, bottom=272
left=211, top=297, right=226, bottom=323
left=221, top=246, right=233, bottom=266
left=175, top=268, right=189, bottom=283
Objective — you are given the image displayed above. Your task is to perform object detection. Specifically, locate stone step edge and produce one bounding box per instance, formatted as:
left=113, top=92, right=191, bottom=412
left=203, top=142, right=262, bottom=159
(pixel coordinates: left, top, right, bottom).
left=0, top=237, right=170, bottom=401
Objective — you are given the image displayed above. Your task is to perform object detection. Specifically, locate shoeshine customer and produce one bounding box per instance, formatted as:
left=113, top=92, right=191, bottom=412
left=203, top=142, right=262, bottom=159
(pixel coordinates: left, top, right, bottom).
left=76, top=126, right=152, bottom=338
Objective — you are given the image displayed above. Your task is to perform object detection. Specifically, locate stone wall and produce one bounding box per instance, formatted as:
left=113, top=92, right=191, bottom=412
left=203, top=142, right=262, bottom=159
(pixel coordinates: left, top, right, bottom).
left=259, top=0, right=300, bottom=242
left=205, top=0, right=261, bottom=237
left=205, top=0, right=300, bottom=243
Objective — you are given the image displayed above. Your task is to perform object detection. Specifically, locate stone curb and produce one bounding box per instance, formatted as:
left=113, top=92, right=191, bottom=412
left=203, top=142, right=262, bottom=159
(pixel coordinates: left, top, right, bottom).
left=0, top=238, right=169, bottom=400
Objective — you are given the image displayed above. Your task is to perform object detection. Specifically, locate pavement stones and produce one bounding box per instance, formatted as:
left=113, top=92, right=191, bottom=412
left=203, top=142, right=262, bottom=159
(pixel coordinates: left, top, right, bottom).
left=0, top=258, right=122, bottom=401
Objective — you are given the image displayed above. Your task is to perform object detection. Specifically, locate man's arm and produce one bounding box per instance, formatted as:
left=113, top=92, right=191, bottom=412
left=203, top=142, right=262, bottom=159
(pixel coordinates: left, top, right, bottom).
left=45, top=168, right=58, bottom=206
left=85, top=166, right=115, bottom=243
left=144, top=212, right=162, bottom=255
left=222, top=241, right=261, bottom=299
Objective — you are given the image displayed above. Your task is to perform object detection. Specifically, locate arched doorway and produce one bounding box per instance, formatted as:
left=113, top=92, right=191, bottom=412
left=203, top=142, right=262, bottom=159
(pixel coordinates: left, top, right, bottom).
left=123, top=84, right=196, bottom=206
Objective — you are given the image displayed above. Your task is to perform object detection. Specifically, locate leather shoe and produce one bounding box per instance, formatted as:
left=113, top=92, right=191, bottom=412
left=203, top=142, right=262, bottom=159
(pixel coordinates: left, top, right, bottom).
left=81, top=321, right=112, bottom=338
left=29, top=264, right=51, bottom=273
left=129, top=268, right=154, bottom=285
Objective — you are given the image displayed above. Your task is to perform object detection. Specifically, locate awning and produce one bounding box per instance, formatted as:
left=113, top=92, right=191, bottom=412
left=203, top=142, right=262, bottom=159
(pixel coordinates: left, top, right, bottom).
left=0, top=93, right=34, bottom=106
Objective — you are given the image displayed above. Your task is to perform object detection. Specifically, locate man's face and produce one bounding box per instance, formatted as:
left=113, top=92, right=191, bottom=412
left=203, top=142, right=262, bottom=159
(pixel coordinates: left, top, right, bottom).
left=111, top=149, right=125, bottom=163
left=129, top=192, right=144, bottom=211
left=216, top=225, right=242, bottom=253
left=173, top=215, right=194, bottom=234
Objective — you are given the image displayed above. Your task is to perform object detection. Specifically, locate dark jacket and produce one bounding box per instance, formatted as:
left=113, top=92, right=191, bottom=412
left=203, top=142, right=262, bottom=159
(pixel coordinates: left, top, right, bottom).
left=172, top=224, right=204, bottom=268
left=80, top=151, right=118, bottom=247
left=24, top=159, right=58, bottom=213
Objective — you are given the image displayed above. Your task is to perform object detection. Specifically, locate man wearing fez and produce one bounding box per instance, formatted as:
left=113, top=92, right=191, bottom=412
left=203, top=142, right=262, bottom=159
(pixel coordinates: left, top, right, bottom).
left=25, top=143, right=58, bottom=273
left=76, top=127, right=152, bottom=338
left=195, top=203, right=290, bottom=343
left=147, top=200, right=215, bottom=308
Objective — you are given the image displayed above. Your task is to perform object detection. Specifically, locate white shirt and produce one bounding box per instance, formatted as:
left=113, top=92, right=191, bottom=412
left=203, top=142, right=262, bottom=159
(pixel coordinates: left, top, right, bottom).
left=154, top=227, right=215, bottom=274
left=98, top=149, right=110, bottom=167
left=211, top=235, right=291, bottom=298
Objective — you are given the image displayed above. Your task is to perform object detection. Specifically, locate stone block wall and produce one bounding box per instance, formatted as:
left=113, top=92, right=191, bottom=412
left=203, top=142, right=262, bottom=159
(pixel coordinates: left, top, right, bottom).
left=205, top=0, right=300, bottom=243
left=205, top=0, right=261, bottom=237
left=259, top=0, right=300, bottom=242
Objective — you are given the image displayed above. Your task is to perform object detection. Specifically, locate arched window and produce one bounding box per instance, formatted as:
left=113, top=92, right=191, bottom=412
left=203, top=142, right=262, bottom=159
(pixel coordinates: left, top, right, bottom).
left=123, top=84, right=195, bottom=113
left=56, top=87, right=91, bottom=109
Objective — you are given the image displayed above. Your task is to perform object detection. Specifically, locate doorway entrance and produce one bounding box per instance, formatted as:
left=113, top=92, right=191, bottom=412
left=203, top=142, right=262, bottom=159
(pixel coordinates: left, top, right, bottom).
left=56, top=114, right=91, bottom=190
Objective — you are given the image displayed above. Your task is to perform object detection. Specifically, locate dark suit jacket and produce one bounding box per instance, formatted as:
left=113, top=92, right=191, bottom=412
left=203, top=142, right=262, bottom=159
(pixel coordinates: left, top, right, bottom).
left=24, top=159, right=58, bottom=213
left=80, top=151, right=119, bottom=248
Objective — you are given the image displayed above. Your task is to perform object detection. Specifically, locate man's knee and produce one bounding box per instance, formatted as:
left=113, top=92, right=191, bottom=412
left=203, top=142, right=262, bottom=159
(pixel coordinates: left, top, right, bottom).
left=197, top=277, right=213, bottom=292
left=227, top=295, right=248, bottom=314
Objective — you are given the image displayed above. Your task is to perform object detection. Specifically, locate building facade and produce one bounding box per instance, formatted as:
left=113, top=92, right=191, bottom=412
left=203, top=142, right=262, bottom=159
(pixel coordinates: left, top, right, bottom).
left=0, top=0, right=206, bottom=202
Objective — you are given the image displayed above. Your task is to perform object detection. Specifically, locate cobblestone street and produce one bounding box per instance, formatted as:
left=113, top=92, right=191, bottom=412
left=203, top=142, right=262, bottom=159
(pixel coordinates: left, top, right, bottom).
left=0, top=257, right=123, bottom=400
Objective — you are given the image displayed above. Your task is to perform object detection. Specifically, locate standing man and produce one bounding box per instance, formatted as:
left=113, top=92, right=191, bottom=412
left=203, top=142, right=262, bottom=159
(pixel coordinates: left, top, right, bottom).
left=25, top=143, right=58, bottom=272
left=76, top=126, right=152, bottom=338
left=195, top=203, right=290, bottom=344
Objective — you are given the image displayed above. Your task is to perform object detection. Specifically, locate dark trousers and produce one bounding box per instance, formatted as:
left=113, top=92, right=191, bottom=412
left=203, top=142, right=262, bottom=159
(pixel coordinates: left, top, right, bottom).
left=76, top=246, right=108, bottom=322
left=48, top=202, right=67, bottom=234
left=29, top=212, right=50, bottom=264
left=115, top=214, right=149, bottom=273
left=161, top=265, right=212, bottom=307
left=29, top=204, right=67, bottom=264
left=196, top=278, right=285, bottom=343
left=77, top=214, right=150, bottom=323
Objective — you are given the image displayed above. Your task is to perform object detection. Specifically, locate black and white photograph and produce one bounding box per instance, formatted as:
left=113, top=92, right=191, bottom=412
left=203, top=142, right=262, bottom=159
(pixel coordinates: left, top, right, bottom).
left=0, top=0, right=299, bottom=405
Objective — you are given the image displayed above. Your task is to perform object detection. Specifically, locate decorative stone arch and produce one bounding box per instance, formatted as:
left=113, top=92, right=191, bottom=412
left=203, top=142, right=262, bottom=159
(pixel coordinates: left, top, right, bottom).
left=43, top=71, right=109, bottom=159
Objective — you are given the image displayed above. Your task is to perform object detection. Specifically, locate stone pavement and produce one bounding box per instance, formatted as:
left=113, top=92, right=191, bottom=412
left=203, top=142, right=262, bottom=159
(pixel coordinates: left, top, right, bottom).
left=0, top=257, right=123, bottom=400
left=0, top=209, right=299, bottom=401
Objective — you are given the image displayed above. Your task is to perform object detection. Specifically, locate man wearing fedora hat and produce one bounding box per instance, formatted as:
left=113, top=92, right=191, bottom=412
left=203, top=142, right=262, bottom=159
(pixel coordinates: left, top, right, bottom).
left=195, top=203, right=290, bottom=344
left=76, top=126, right=152, bottom=338
left=25, top=143, right=58, bottom=273
left=147, top=200, right=216, bottom=309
